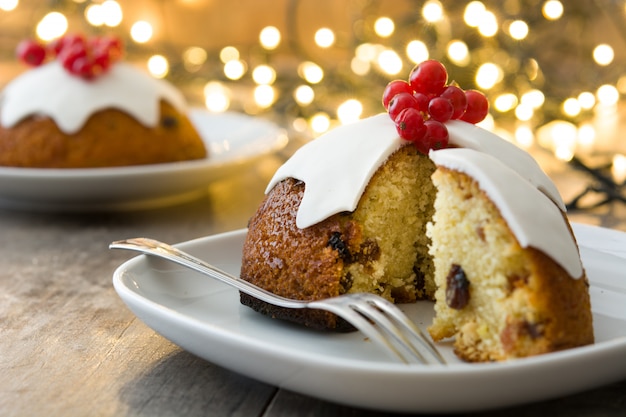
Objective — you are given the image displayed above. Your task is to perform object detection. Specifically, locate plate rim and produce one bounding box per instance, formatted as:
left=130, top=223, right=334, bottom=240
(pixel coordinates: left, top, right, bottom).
left=112, top=223, right=626, bottom=412
left=0, top=110, right=288, bottom=210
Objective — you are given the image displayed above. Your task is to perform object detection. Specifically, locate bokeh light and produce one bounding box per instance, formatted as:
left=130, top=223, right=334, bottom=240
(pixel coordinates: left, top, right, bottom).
left=259, top=26, right=281, bottom=50
left=314, top=28, right=335, bottom=48
left=36, top=12, right=68, bottom=41
left=147, top=55, right=169, bottom=78
left=130, top=21, right=153, bottom=43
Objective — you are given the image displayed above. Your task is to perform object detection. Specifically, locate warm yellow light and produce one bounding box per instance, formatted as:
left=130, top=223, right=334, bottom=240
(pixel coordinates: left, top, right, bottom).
left=508, top=20, right=528, bottom=40
left=252, top=65, right=276, bottom=85
left=183, top=46, right=207, bottom=70
left=298, top=61, right=324, bottom=84
left=355, top=43, right=379, bottom=61
left=254, top=85, right=276, bottom=108
left=130, top=21, right=153, bottom=43
left=515, top=126, right=534, bottom=148
left=374, top=17, right=395, bottom=37
left=350, top=57, right=370, bottom=76
left=593, top=44, right=614, bottom=66
left=612, top=154, right=626, bottom=183
left=577, top=92, right=595, bottom=109
left=292, top=117, right=308, bottom=133
left=515, top=104, right=534, bottom=121
left=520, top=89, right=545, bottom=109
left=475, top=63, right=501, bottom=89
left=0, top=0, right=18, bottom=11
left=85, top=4, right=104, bottom=26
left=422, top=0, right=444, bottom=22
left=101, top=0, right=122, bottom=27
left=542, top=0, right=563, bottom=20
left=494, top=93, right=518, bottom=112
left=597, top=84, right=619, bottom=105
left=204, top=82, right=230, bottom=113
left=310, top=113, right=331, bottom=134
left=377, top=49, right=403, bottom=75
left=220, top=46, right=239, bottom=63
left=337, top=99, right=363, bottom=124
left=541, top=121, right=577, bottom=161
left=294, top=85, right=315, bottom=105
left=223, top=60, right=246, bottom=80
left=562, top=98, right=581, bottom=117
left=147, top=55, right=168, bottom=78
left=314, top=28, right=335, bottom=48
left=478, top=11, right=498, bottom=37
left=446, top=40, right=469, bottom=66
left=259, top=26, right=281, bottom=50
left=464, top=1, right=486, bottom=27
left=577, top=123, right=596, bottom=152
left=36, top=12, right=68, bottom=41
left=406, top=40, right=429, bottom=64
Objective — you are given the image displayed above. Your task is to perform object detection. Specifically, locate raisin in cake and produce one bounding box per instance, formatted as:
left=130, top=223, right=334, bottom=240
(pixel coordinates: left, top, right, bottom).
left=239, top=114, right=593, bottom=361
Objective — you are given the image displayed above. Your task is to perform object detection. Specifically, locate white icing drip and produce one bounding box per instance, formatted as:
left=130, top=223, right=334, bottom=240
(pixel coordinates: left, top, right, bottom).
left=429, top=148, right=583, bottom=278
left=446, top=120, right=566, bottom=211
left=266, top=113, right=581, bottom=277
left=0, top=61, right=187, bottom=134
left=265, top=114, right=404, bottom=228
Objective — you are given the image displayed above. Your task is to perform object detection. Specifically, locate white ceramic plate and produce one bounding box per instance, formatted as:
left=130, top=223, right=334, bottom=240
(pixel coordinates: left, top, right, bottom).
left=112, top=223, right=626, bottom=413
left=0, top=110, right=288, bottom=211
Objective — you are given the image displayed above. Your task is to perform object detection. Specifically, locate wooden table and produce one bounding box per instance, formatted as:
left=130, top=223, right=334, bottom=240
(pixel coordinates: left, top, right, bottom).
left=1, top=153, right=625, bottom=417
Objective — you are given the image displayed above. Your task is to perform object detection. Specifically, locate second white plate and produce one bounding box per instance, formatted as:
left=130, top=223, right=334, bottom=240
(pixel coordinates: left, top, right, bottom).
left=112, top=223, right=626, bottom=413
left=0, top=110, right=288, bottom=211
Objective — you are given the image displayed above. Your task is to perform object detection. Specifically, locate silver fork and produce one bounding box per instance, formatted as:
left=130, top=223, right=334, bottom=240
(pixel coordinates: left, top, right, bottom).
left=110, top=237, right=446, bottom=365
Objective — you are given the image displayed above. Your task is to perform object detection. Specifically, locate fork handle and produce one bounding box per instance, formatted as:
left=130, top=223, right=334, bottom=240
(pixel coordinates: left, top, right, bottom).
left=110, top=237, right=306, bottom=309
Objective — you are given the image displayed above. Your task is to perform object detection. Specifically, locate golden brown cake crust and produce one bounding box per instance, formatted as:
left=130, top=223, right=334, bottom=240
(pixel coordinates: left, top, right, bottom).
left=240, top=178, right=353, bottom=330
left=240, top=146, right=437, bottom=330
left=0, top=101, right=207, bottom=168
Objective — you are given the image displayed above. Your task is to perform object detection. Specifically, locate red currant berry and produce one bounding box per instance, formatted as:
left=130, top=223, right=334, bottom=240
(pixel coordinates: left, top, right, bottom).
left=412, top=92, right=430, bottom=114
left=408, top=60, right=448, bottom=96
left=428, top=97, right=454, bottom=122
left=92, top=35, right=123, bottom=62
left=53, top=34, right=87, bottom=56
left=71, top=56, right=95, bottom=79
left=92, top=49, right=112, bottom=73
left=382, top=80, right=413, bottom=109
left=425, top=120, right=449, bottom=150
left=387, top=92, right=419, bottom=121
left=394, top=107, right=427, bottom=143
left=16, top=40, right=47, bottom=66
left=440, top=85, right=467, bottom=119
left=461, top=90, right=489, bottom=124
left=60, top=43, right=88, bottom=74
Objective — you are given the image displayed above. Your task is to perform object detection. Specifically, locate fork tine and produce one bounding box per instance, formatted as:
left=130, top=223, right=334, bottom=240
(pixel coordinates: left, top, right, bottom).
left=317, top=301, right=414, bottom=363
left=348, top=299, right=429, bottom=364
left=361, top=295, right=446, bottom=365
left=312, top=294, right=446, bottom=365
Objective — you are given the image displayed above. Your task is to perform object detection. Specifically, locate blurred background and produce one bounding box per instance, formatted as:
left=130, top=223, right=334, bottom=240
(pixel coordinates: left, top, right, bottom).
left=1, top=0, right=626, bottom=213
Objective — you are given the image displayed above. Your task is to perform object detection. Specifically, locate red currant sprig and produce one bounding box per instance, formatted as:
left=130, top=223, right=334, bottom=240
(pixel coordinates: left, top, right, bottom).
left=382, top=60, right=489, bottom=154
left=15, top=34, right=124, bottom=80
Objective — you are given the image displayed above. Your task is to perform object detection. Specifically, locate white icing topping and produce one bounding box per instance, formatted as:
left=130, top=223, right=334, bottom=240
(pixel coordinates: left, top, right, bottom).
left=266, top=113, right=581, bottom=277
left=446, top=120, right=566, bottom=211
left=0, top=61, right=187, bottom=134
left=430, top=148, right=583, bottom=278
left=266, top=114, right=404, bottom=228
